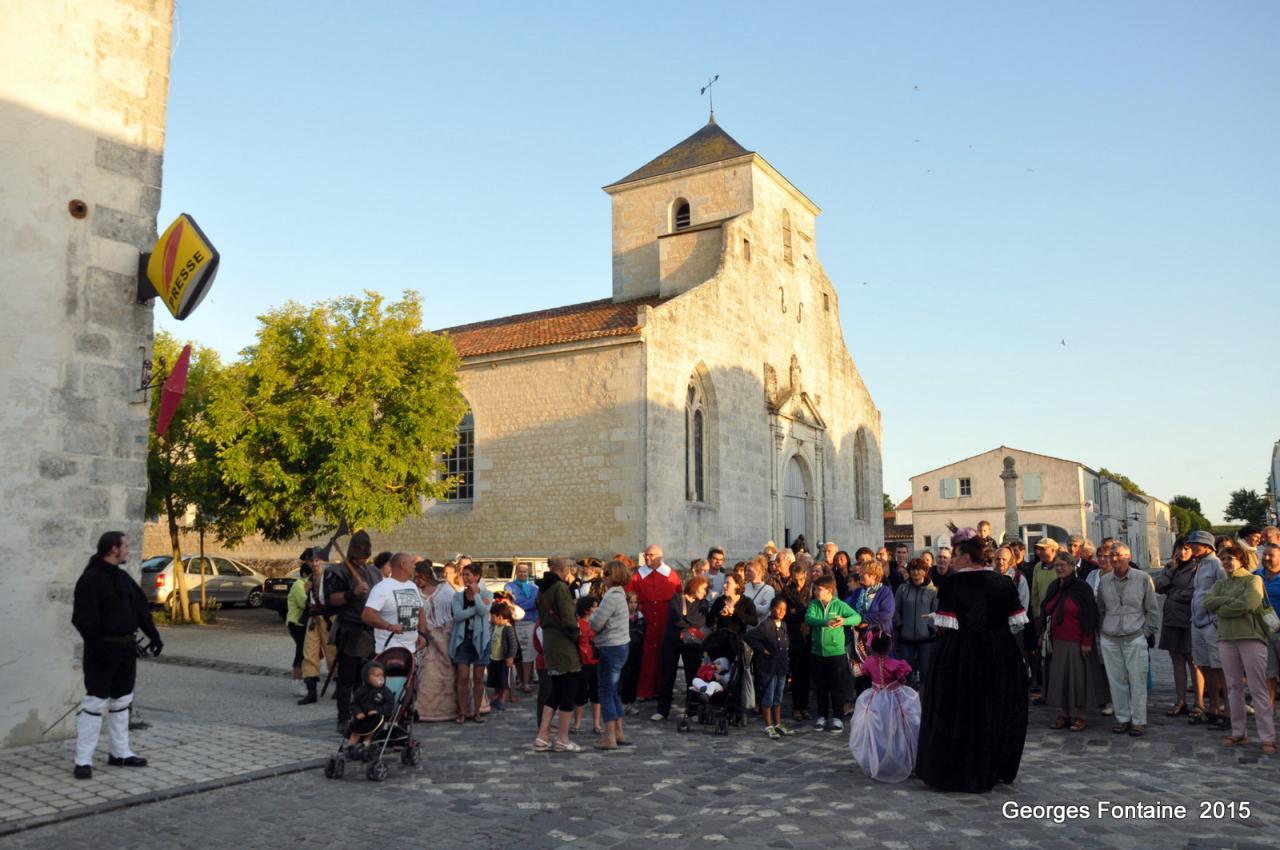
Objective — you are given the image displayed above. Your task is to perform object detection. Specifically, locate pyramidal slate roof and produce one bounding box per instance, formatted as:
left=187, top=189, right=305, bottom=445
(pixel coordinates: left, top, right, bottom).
left=608, top=117, right=753, bottom=187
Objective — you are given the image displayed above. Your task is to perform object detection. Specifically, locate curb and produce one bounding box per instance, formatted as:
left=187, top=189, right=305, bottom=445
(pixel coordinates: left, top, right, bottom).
left=152, top=654, right=292, bottom=678
left=0, top=757, right=324, bottom=837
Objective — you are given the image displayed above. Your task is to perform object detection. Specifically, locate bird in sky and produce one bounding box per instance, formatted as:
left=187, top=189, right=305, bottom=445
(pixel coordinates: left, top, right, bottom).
left=1061, top=339, right=1067, bottom=346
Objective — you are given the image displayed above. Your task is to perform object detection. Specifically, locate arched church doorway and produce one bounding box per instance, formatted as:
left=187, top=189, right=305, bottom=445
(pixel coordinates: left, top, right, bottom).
left=784, top=455, right=810, bottom=548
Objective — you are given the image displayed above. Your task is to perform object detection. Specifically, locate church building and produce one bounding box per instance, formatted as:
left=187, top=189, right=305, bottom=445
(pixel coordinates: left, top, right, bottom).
left=390, top=117, right=884, bottom=565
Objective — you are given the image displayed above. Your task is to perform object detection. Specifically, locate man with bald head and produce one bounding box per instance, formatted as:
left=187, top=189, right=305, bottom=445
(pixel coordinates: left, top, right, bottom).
left=625, top=544, right=682, bottom=705
left=363, top=552, right=426, bottom=654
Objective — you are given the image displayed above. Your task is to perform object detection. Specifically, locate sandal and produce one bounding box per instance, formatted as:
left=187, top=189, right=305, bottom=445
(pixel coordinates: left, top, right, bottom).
left=1187, top=707, right=1207, bottom=724
left=553, top=740, right=582, bottom=753
left=1166, top=702, right=1188, bottom=717
left=1050, top=717, right=1070, bottom=730
left=1222, top=736, right=1249, bottom=747
left=532, top=738, right=550, bottom=752
left=1262, top=742, right=1276, bottom=755
left=592, top=726, right=605, bottom=735
left=455, top=716, right=466, bottom=725
left=1070, top=718, right=1087, bottom=732
left=469, top=714, right=485, bottom=724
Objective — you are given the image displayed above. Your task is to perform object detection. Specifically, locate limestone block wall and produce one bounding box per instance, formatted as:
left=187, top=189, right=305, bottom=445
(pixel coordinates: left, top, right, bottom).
left=658, top=224, right=724, bottom=297
left=608, top=158, right=753, bottom=301
left=0, top=0, right=173, bottom=746
left=385, top=340, right=647, bottom=561
left=640, top=162, right=882, bottom=565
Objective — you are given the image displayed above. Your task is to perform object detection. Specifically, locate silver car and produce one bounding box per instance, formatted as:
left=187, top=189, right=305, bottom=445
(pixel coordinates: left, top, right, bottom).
left=139, top=555, right=268, bottom=609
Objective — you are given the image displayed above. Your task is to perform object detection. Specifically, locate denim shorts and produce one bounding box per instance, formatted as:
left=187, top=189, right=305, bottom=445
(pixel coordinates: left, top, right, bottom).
left=760, top=673, right=785, bottom=707
left=452, top=640, right=480, bottom=666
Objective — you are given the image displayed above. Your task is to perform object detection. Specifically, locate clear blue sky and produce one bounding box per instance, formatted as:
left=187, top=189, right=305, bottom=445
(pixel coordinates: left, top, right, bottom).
left=158, top=1, right=1278, bottom=525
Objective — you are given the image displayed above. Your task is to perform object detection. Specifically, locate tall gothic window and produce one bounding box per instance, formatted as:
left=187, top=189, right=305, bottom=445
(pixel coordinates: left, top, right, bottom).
left=685, top=378, right=709, bottom=502
left=854, top=427, right=870, bottom=520
left=782, top=208, right=793, bottom=264
left=444, top=409, right=474, bottom=502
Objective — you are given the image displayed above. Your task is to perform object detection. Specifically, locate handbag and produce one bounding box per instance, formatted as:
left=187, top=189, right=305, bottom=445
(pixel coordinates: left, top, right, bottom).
left=679, top=595, right=705, bottom=647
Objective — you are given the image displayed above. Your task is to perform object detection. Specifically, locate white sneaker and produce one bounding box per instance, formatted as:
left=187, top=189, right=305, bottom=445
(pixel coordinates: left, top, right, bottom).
left=650, top=713, right=665, bottom=722
left=1101, top=703, right=1114, bottom=716
left=291, top=680, right=306, bottom=697
left=831, top=718, right=844, bottom=732
left=814, top=717, right=826, bottom=730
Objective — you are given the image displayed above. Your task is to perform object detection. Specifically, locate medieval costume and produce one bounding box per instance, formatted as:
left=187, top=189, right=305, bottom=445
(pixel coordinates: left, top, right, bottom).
left=916, top=569, right=1029, bottom=792
left=625, top=561, right=682, bottom=700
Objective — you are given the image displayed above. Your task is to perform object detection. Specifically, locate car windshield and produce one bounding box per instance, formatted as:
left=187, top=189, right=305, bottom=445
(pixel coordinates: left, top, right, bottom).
left=140, top=557, right=170, bottom=573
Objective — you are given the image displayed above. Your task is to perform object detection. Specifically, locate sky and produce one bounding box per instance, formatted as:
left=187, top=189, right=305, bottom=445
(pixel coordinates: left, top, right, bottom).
left=157, top=1, right=1279, bottom=524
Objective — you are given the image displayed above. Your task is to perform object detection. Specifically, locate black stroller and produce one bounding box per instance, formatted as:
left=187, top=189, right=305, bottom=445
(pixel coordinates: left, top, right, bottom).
left=676, top=628, right=745, bottom=736
left=324, top=645, right=424, bottom=782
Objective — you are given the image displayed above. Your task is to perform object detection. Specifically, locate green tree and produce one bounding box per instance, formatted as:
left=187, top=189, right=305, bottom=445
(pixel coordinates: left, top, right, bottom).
left=1098, top=467, right=1145, bottom=495
left=884, top=493, right=895, bottom=513
left=207, top=291, right=465, bottom=542
left=1168, top=494, right=1212, bottom=536
left=1224, top=488, right=1268, bottom=527
left=146, top=331, right=234, bottom=623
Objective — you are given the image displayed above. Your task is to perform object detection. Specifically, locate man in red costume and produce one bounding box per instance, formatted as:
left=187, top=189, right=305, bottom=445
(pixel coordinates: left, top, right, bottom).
left=626, top=544, right=682, bottom=707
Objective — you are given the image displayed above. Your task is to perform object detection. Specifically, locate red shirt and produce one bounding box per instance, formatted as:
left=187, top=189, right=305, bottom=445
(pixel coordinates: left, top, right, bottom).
left=1042, top=594, right=1093, bottom=649
left=577, top=617, right=598, bottom=665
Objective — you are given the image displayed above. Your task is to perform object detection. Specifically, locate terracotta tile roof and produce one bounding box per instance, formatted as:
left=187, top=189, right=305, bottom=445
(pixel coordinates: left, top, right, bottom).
left=440, top=297, right=665, bottom=358
left=896, top=496, right=913, bottom=511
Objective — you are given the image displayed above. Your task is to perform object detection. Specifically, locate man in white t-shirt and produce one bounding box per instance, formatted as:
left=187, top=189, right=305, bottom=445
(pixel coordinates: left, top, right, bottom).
left=363, top=552, right=426, bottom=654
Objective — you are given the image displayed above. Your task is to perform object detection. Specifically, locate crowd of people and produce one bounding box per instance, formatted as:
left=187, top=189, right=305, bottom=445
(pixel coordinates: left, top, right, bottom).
left=278, top=521, right=1280, bottom=791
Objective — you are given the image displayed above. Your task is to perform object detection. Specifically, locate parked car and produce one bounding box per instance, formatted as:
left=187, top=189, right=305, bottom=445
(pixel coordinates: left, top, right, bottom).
left=139, top=555, right=268, bottom=609
left=262, top=567, right=307, bottom=620
left=429, top=557, right=548, bottom=593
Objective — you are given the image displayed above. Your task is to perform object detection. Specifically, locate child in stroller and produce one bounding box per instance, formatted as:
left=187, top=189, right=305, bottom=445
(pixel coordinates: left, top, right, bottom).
left=677, top=629, right=743, bottom=735
left=325, top=646, right=424, bottom=782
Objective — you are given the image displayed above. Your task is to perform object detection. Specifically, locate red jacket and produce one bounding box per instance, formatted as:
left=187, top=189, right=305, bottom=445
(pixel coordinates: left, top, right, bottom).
left=577, top=618, right=598, bottom=665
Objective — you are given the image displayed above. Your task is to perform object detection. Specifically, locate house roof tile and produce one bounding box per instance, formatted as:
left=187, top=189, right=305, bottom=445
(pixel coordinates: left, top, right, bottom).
left=439, top=297, right=665, bottom=358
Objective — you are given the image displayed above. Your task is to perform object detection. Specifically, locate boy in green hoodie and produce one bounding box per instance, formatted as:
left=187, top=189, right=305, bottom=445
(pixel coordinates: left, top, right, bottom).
left=805, top=575, right=861, bottom=731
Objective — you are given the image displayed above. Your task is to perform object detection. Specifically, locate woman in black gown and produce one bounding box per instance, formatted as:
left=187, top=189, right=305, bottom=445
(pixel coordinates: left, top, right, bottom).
left=916, top=529, right=1029, bottom=792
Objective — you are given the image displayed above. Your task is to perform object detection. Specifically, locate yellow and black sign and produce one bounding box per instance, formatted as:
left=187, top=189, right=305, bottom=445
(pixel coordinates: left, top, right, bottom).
left=137, top=213, right=219, bottom=320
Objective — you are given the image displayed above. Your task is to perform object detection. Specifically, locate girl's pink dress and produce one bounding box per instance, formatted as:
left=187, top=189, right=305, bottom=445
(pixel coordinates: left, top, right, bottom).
left=848, top=655, right=921, bottom=783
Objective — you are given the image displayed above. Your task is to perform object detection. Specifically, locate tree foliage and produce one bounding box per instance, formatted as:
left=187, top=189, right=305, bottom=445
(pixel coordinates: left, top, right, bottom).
left=1224, top=488, right=1268, bottom=527
left=207, top=291, right=465, bottom=542
left=1168, top=494, right=1212, bottom=537
left=146, top=331, right=236, bottom=621
left=1097, top=467, right=1145, bottom=495
left=883, top=493, right=895, bottom=513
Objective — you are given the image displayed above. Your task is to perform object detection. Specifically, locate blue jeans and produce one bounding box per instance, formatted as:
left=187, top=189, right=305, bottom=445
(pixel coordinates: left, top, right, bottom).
left=897, top=640, right=936, bottom=683
left=759, top=673, right=785, bottom=708
left=596, top=643, right=629, bottom=723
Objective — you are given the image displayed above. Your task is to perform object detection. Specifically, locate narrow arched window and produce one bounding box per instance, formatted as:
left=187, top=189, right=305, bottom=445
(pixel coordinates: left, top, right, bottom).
left=685, top=378, right=710, bottom=502
left=853, top=427, right=869, bottom=519
left=444, top=409, right=474, bottom=502
left=782, top=209, right=793, bottom=264
left=673, top=198, right=691, bottom=231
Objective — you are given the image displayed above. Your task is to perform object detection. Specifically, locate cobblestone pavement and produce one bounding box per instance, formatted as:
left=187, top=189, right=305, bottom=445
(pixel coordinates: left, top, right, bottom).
left=2, top=647, right=1276, bottom=848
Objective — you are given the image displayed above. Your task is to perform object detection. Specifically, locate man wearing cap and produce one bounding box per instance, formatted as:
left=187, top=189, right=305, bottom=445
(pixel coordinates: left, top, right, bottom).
left=1028, top=538, right=1061, bottom=697
left=1188, top=529, right=1229, bottom=729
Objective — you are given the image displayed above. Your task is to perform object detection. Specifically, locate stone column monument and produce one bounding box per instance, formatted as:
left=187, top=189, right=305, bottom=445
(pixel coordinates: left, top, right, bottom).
left=1000, top=456, right=1021, bottom=544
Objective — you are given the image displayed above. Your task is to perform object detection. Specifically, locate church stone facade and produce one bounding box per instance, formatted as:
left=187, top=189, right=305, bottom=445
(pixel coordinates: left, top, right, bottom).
left=389, top=119, right=883, bottom=565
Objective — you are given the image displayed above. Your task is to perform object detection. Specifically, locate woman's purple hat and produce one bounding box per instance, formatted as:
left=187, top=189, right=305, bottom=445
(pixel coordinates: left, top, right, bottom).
left=950, top=527, right=979, bottom=547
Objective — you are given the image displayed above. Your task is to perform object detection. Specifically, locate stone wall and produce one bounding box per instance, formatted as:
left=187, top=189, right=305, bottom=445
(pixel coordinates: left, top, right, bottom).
left=0, top=0, right=173, bottom=746
left=380, top=339, right=648, bottom=561
left=641, top=157, right=883, bottom=565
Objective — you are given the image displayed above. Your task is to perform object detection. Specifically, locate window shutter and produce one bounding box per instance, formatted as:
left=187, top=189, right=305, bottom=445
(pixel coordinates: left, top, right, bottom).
left=940, top=478, right=957, bottom=499
left=1024, top=473, right=1042, bottom=503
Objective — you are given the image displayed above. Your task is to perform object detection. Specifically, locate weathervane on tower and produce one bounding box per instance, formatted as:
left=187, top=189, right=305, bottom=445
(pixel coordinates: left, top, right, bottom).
left=700, top=74, right=719, bottom=122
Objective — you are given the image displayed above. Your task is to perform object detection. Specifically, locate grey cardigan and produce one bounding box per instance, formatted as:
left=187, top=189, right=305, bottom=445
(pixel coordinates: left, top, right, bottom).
left=588, top=586, right=630, bottom=647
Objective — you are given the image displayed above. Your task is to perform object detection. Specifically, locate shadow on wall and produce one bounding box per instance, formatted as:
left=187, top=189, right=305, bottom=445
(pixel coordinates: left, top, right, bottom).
left=161, top=361, right=882, bottom=570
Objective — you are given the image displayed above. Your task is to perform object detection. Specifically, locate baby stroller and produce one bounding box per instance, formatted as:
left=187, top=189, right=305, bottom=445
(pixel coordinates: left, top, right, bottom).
left=324, top=644, right=425, bottom=782
left=677, top=629, right=744, bottom=736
